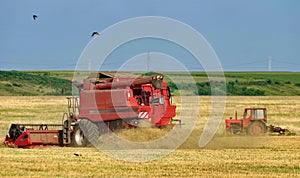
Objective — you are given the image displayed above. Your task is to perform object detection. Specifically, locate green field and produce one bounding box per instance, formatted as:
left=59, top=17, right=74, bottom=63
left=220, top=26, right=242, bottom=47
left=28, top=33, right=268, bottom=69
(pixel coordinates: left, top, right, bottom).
left=0, top=70, right=299, bottom=96
left=0, top=71, right=73, bottom=96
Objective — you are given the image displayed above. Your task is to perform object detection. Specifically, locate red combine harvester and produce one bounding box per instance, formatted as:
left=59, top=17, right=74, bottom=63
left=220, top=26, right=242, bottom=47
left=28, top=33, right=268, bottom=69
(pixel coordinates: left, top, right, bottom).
left=4, top=72, right=177, bottom=148
left=225, top=108, right=293, bottom=135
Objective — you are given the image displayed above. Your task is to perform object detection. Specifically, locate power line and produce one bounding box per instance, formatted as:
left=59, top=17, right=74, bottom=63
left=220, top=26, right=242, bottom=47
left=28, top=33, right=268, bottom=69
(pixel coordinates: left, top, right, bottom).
left=1, top=57, right=300, bottom=71
left=272, top=59, right=300, bottom=66
left=268, top=56, right=272, bottom=72
left=147, top=51, right=150, bottom=73
left=222, top=60, right=266, bottom=68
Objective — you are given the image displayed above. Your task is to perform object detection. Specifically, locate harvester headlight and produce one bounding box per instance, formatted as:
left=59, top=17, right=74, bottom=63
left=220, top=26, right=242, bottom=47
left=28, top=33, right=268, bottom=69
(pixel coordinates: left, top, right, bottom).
left=152, top=75, right=164, bottom=80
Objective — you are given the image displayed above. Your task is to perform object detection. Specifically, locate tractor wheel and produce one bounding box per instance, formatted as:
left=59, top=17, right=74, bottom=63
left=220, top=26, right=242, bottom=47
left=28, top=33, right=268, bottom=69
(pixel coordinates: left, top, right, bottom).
left=247, top=121, right=266, bottom=136
left=78, top=119, right=100, bottom=146
left=71, top=125, right=87, bottom=147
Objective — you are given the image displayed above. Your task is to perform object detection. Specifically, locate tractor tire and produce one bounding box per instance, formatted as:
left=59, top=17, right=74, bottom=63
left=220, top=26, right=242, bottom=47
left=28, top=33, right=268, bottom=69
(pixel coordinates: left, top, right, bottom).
left=78, top=119, right=100, bottom=147
left=71, top=125, right=87, bottom=147
left=247, top=121, right=266, bottom=136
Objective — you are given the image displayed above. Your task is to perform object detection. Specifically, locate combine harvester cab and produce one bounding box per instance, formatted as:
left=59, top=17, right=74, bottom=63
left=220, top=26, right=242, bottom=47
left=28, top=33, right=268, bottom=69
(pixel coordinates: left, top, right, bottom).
left=4, top=72, right=177, bottom=148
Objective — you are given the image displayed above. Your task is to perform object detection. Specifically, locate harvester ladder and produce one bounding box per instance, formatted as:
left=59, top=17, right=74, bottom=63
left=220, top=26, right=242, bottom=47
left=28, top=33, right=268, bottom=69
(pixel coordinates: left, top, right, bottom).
left=62, top=96, right=79, bottom=145
left=66, top=96, right=79, bottom=116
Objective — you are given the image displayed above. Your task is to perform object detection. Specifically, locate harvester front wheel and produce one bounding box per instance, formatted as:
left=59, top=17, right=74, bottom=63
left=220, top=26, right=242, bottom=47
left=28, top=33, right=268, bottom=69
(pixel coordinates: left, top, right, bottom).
left=71, top=126, right=87, bottom=147
left=247, top=121, right=266, bottom=136
left=78, top=119, right=100, bottom=146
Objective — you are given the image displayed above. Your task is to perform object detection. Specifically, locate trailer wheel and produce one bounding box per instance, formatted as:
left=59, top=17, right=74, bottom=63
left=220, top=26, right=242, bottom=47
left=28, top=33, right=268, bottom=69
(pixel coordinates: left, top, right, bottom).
left=78, top=119, right=100, bottom=146
left=247, top=121, right=266, bottom=136
left=71, top=126, right=87, bottom=147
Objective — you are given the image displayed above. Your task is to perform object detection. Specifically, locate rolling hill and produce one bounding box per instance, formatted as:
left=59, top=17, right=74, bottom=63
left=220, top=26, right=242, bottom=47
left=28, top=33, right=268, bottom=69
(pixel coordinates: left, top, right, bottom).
left=0, top=70, right=299, bottom=96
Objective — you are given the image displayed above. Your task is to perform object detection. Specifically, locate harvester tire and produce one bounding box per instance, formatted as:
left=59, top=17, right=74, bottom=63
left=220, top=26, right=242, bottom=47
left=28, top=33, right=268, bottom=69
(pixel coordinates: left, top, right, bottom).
left=247, top=121, right=266, bottom=136
left=78, top=119, right=100, bottom=147
left=71, top=126, right=87, bottom=147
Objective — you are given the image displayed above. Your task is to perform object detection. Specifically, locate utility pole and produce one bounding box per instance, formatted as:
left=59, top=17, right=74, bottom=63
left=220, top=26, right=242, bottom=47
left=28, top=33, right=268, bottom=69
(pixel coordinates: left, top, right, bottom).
left=147, top=51, right=150, bottom=73
left=268, top=56, right=272, bottom=72
left=88, top=59, right=92, bottom=71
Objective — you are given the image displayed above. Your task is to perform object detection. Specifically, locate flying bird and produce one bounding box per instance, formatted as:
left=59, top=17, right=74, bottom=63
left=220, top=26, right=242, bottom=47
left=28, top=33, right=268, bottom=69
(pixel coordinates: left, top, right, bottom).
left=91, top=31, right=99, bottom=37
left=33, top=14, right=38, bottom=20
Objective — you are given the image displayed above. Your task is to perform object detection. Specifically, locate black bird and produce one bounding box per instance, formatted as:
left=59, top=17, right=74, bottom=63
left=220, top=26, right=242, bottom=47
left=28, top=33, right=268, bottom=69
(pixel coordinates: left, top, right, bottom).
left=91, top=31, right=99, bottom=37
left=74, top=153, right=81, bottom=157
left=33, top=14, right=38, bottom=20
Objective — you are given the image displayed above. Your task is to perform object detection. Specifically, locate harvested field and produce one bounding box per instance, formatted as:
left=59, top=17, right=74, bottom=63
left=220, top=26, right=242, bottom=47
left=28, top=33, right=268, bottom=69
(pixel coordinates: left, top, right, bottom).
left=0, top=96, right=299, bottom=177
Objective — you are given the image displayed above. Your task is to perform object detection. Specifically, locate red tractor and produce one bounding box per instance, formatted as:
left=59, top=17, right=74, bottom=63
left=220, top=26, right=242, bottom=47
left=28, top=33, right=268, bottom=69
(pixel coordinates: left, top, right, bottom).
left=225, top=108, right=268, bottom=135
left=4, top=72, right=177, bottom=147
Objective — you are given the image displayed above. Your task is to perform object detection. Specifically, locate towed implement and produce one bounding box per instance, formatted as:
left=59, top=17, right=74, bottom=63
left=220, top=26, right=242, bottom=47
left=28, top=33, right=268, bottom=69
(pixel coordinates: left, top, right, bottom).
left=225, top=108, right=294, bottom=136
left=4, top=72, right=177, bottom=148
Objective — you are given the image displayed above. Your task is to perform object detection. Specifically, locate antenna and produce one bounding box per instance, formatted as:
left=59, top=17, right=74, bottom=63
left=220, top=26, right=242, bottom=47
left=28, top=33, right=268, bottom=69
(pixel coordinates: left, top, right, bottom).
left=268, top=56, right=272, bottom=72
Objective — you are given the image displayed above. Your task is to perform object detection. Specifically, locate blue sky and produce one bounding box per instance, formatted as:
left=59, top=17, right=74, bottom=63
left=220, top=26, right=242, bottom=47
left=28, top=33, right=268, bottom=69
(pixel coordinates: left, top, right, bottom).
left=1, top=0, right=300, bottom=71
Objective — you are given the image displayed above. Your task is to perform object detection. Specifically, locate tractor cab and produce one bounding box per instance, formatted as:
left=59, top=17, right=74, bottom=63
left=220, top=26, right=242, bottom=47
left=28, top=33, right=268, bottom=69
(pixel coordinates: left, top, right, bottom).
left=243, top=108, right=267, bottom=120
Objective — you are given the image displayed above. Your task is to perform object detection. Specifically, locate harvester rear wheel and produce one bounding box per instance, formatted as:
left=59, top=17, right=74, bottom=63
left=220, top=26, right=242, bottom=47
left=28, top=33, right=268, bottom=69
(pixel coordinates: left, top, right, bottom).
left=247, top=121, right=266, bottom=136
left=71, top=126, right=87, bottom=147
